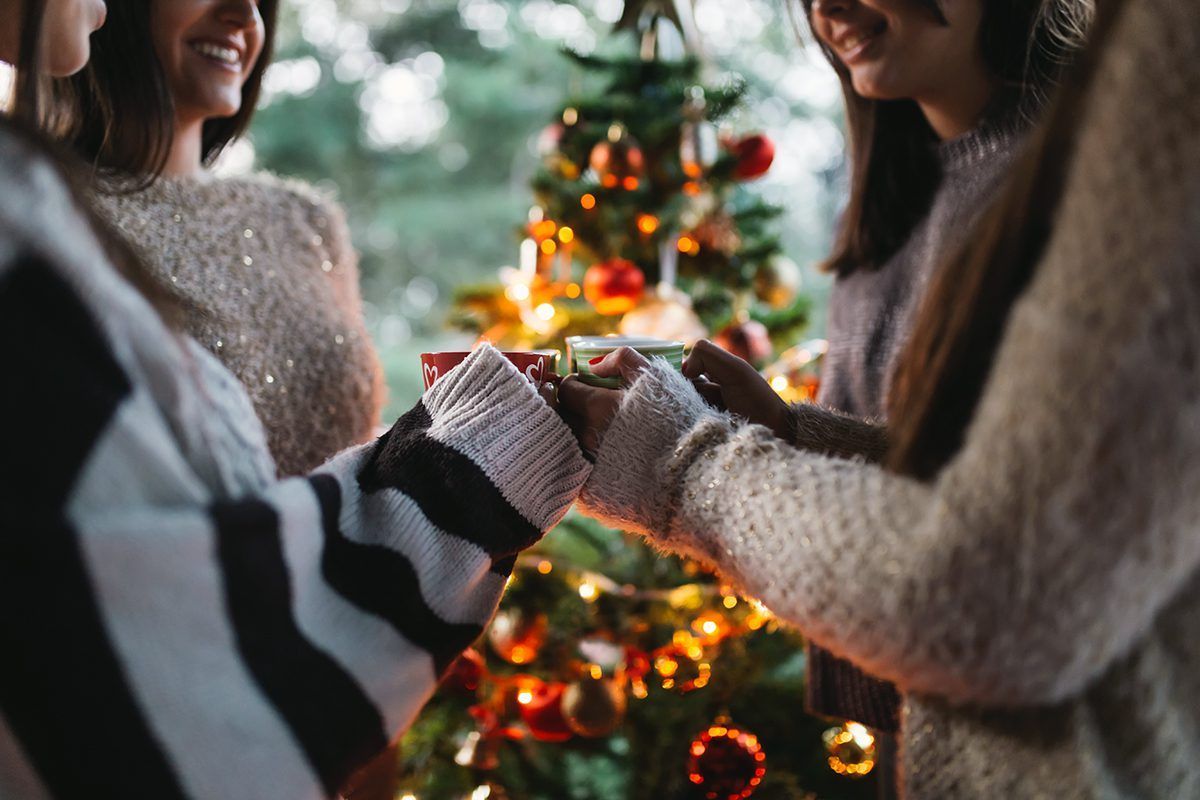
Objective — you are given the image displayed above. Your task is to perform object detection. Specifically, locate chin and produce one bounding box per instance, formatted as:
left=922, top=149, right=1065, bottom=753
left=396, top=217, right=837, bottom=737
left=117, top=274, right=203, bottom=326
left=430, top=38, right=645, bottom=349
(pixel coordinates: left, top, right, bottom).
left=850, top=73, right=909, bottom=102
left=48, top=46, right=91, bottom=78
left=185, top=92, right=244, bottom=121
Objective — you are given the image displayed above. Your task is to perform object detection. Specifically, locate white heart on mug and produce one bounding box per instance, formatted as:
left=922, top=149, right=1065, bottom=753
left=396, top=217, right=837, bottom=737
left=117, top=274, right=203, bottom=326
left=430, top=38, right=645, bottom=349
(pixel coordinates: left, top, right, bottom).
left=524, top=361, right=543, bottom=385
left=423, top=363, right=439, bottom=389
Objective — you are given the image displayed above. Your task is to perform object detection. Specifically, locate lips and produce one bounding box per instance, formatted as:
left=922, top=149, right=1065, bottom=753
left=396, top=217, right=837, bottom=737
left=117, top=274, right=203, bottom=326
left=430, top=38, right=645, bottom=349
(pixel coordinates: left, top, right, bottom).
left=833, top=20, right=887, bottom=63
left=189, top=40, right=243, bottom=69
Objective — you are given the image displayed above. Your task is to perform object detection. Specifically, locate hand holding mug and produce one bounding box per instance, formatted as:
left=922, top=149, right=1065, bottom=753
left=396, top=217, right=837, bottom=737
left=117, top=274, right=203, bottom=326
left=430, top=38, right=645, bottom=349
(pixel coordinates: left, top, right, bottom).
left=683, top=339, right=791, bottom=439
left=558, top=346, right=650, bottom=455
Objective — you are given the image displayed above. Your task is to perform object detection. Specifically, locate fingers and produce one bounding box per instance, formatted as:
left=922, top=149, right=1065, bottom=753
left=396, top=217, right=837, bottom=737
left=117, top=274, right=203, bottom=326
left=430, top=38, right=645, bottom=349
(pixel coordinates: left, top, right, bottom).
left=682, top=339, right=754, bottom=384
left=537, top=380, right=558, bottom=410
left=691, top=376, right=726, bottom=410
left=588, top=346, right=651, bottom=383
left=558, top=375, right=621, bottom=457
left=557, top=373, right=596, bottom=410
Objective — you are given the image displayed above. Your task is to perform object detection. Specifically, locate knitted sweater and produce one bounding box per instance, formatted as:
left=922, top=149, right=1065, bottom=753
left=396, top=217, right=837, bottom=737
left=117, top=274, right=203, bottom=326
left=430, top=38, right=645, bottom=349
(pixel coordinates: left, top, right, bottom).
left=579, top=1, right=1200, bottom=797
left=0, top=130, right=591, bottom=799
left=809, top=95, right=1031, bottom=733
left=91, top=172, right=384, bottom=476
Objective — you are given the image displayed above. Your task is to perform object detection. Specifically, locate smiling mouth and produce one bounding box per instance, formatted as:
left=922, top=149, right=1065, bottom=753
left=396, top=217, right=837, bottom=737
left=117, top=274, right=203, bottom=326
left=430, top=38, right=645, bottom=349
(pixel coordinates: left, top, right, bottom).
left=836, top=21, right=887, bottom=62
left=190, top=41, right=242, bottom=68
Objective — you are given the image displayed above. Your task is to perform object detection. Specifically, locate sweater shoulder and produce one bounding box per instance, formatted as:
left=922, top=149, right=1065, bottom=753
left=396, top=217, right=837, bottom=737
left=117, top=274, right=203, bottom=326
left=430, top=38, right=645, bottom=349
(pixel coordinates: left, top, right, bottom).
left=91, top=170, right=348, bottom=234
left=222, top=171, right=349, bottom=231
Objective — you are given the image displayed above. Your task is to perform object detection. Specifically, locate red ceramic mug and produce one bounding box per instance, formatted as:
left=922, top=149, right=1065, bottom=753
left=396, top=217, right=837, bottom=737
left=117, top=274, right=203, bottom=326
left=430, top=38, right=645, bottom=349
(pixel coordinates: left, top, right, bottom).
left=420, top=350, right=559, bottom=391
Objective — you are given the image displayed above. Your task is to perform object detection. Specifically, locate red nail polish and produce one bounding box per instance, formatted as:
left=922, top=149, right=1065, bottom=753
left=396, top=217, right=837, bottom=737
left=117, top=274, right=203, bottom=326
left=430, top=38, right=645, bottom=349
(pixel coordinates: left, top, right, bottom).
left=588, top=355, right=605, bottom=365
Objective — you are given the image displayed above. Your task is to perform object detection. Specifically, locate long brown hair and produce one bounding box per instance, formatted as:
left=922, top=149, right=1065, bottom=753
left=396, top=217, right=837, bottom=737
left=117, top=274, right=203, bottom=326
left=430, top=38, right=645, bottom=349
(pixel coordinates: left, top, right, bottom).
left=4, top=0, right=180, bottom=323
left=801, top=0, right=1092, bottom=275
left=8, top=0, right=46, bottom=124
left=46, top=0, right=279, bottom=186
left=886, top=0, right=1127, bottom=480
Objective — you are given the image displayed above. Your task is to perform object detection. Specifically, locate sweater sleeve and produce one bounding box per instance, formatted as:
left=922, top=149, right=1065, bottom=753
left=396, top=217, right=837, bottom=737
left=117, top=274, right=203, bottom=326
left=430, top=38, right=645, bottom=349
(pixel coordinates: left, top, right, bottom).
left=0, top=208, right=589, bottom=798
left=580, top=0, right=1200, bottom=708
left=784, top=402, right=888, bottom=462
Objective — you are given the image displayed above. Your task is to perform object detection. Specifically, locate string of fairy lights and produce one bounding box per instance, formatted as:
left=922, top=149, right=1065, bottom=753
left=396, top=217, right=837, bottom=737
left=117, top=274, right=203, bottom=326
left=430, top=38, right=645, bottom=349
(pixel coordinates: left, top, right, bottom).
left=399, top=552, right=877, bottom=800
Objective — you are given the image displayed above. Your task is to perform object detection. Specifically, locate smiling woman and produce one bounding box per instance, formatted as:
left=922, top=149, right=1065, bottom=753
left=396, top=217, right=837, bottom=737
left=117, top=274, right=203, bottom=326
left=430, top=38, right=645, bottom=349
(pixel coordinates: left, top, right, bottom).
left=43, top=0, right=389, bottom=482
left=47, top=0, right=274, bottom=180
left=149, top=0, right=265, bottom=175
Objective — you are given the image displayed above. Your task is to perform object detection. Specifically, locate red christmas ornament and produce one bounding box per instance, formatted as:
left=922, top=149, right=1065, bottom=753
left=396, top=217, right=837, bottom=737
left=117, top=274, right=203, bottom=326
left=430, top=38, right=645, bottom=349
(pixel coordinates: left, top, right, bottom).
left=714, top=319, right=773, bottom=366
left=687, top=722, right=767, bottom=800
left=730, top=133, right=775, bottom=180
left=440, top=647, right=485, bottom=693
left=583, top=258, right=646, bottom=316
left=519, top=682, right=574, bottom=743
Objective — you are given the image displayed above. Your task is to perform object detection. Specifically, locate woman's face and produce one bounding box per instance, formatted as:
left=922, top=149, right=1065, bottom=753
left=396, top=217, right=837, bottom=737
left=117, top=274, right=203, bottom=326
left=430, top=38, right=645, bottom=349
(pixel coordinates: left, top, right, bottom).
left=151, top=0, right=265, bottom=124
left=809, top=0, right=985, bottom=102
left=0, top=0, right=107, bottom=76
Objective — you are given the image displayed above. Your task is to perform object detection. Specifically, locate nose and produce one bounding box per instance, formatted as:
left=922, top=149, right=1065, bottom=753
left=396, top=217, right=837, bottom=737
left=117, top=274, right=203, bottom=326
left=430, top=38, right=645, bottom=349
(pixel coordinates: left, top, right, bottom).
left=216, top=0, right=259, bottom=29
left=811, top=0, right=853, bottom=18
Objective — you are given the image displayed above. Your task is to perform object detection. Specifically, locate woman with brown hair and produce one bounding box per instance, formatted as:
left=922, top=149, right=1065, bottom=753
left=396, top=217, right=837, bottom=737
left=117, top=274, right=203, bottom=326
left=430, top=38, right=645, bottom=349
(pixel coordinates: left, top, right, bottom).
left=0, top=1, right=590, bottom=798
left=560, top=0, right=1200, bottom=794
left=50, top=0, right=385, bottom=478
left=594, top=0, right=1092, bottom=793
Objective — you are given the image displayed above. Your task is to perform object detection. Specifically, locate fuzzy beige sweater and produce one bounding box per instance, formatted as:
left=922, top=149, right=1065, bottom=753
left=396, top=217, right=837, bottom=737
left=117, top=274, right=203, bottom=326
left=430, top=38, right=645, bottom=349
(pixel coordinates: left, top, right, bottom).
left=580, top=1, right=1200, bottom=797
left=92, top=173, right=385, bottom=476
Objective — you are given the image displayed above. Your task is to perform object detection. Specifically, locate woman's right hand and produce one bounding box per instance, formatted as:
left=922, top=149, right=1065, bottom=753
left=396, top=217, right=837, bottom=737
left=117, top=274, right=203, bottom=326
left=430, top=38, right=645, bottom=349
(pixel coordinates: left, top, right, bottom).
left=557, top=346, right=652, bottom=456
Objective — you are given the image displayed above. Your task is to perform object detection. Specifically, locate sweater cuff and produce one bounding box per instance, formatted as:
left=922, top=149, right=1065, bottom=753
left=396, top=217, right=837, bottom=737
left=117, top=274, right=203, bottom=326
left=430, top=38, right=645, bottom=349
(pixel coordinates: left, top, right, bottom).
left=579, top=359, right=731, bottom=539
left=422, top=344, right=591, bottom=532
left=784, top=403, right=890, bottom=464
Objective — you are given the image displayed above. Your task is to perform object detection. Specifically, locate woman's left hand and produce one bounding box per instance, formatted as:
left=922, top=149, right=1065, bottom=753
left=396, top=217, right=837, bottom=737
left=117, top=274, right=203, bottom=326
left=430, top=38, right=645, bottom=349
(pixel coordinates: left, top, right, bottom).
left=683, top=340, right=792, bottom=439
left=557, top=347, right=649, bottom=455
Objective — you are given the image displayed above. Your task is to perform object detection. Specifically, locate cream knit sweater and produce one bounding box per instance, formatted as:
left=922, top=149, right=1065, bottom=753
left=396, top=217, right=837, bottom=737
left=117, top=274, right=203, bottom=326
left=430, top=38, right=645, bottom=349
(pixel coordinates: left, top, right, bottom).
left=91, top=173, right=384, bottom=476
left=579, top=1, right=1200, bottom=797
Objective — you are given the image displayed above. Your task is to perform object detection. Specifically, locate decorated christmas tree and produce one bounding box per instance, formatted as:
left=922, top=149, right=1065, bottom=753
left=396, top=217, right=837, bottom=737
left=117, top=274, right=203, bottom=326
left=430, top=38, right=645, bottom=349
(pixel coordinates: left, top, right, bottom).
left=401, top=4, right=872, bottom=799
left=448, top=0, right=814, bottom=375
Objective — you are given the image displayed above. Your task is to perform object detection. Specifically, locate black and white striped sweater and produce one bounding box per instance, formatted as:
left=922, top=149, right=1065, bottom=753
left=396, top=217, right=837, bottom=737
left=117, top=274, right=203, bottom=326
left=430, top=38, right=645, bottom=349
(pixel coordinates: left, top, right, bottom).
left=0, top=129, right=591, bottom=799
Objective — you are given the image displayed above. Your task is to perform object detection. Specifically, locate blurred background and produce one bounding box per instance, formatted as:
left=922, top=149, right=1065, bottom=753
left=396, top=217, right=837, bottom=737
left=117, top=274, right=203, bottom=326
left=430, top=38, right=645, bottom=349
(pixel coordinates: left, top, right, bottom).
left=228, top=0, right=846, bottom=415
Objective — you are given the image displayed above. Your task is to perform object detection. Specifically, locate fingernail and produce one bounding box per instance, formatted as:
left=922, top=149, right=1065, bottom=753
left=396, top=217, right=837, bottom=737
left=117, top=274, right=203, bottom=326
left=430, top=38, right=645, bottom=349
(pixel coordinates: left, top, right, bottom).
left=588, top=355, right=605, bottom=365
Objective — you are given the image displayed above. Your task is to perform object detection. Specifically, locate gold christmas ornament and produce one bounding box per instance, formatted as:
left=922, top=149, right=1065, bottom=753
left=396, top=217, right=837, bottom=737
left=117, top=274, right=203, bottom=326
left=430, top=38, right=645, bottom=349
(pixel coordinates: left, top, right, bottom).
left=619, top=286, right=706, bottom=345
left=589, top=124, right=645, bottom=191
left=562, top=675, right=627, bottom=737
left=823, top=721, right=877, bottom=777
left=487, top=609, right=548, bottom=665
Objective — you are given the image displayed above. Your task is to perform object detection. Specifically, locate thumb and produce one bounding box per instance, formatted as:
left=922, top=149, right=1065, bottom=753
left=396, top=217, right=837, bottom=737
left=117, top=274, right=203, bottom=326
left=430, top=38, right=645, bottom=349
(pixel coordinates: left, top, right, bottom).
left=589, top=346, right=651, bottom=382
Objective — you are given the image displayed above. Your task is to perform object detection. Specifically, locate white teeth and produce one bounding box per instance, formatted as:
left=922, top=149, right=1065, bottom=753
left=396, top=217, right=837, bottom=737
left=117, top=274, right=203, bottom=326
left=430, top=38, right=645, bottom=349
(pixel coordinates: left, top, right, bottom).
left=192, top=42, right=240, bottom=65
